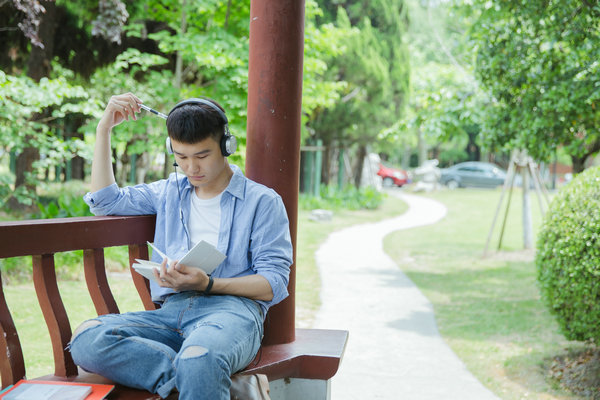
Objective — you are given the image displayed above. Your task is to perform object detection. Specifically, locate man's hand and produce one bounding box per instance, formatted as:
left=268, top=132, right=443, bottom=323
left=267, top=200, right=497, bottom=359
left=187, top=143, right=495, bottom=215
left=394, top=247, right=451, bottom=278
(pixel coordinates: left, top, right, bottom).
left=152, top=258, right=275, bottom=301
left=153, top=258, right=211, bottom=292
left=99, top=92, right=143, bottom=132
left=91, top=93, right=143, bottom=192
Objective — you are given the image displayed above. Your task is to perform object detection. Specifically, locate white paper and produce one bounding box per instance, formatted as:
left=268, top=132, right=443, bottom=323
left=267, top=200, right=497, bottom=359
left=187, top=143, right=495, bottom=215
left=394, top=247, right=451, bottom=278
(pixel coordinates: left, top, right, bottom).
left=4, top=383, right=92, bottom=400
left=132, top=241, right=226, bottom=283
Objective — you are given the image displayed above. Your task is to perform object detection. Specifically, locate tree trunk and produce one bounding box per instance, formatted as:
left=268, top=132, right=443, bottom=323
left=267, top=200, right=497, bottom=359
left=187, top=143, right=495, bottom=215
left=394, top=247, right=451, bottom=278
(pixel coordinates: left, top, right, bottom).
left=27, top=1, right=57, bottom=81
left=321, top=143, right=331, bottom=185
left=353, top=144, right=367, bottom=188
left=136, top=152, right=149, bottom=184
left=571, top=155, right=586, bottom=174
left=65, top=116, right=85, bottom=180
left=12, top=1, right=58, bottom=208
left=522, top=168, right=533, bottom=249
left=417, top=127, right=427, bottom=166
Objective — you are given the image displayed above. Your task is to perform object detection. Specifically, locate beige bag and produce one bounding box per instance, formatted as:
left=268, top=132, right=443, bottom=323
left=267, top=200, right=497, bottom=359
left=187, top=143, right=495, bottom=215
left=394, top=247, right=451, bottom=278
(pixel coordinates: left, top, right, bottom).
left=230, top=374, right=271, bottom=400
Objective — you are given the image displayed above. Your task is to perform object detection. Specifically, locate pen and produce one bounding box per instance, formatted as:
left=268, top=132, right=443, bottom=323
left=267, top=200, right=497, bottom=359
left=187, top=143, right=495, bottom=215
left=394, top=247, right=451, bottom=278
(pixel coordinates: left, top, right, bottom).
left=140, top=104, right=168, bottom=119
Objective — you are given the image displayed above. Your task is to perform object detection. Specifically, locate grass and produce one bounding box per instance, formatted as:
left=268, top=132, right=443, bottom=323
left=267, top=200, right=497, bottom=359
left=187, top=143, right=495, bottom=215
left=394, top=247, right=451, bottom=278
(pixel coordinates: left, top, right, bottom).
left=4, top=275, right=149, bottom=378
left=384, top=188, right=585, bottom=399
left=2, top=192, right=408, bottom=379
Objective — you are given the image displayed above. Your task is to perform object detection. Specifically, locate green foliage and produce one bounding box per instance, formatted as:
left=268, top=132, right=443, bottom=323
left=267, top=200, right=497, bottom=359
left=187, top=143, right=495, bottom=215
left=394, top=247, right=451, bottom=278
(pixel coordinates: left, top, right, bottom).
left=0, top=71, right=94, bottom=150
left=0, top=173, right=16, bottom=208
left=301, top=0, right=351, bottom=126
left=536, top=166, right=600, bottom=343
left=391, top=0, right=487, bottom=166
left=3, top=0, right=366, bottom=202
left=299, top=184, right=384, bottom=211
left=0, top=70, right=98, bottom=206
left=471, top=0, right=600, bottom=168
left=33, top=180, right=93, bottom=219
left=310, top=0, right=410, bottom=160
left=36, top=193, right=93, bottom=219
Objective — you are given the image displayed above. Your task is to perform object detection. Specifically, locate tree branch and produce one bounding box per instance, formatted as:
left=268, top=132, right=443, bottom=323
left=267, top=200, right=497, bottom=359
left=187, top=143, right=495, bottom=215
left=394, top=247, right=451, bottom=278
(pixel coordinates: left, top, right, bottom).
left=224, top=0, right=232, bottom=29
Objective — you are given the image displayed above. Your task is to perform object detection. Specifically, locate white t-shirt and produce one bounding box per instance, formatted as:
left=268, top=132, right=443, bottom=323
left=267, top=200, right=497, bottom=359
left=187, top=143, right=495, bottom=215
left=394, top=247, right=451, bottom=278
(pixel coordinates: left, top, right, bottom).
left=189, top=191, right=222, bottom=248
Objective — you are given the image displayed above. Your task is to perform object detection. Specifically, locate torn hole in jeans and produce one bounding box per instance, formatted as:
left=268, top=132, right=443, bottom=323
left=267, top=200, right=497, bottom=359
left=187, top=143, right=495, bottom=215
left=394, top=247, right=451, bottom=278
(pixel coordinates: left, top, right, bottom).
left=71, top=319, right=102, bottom=342
left=180, top=345, right=209, bottom=359
left=194, top=321, right=223, bottom=330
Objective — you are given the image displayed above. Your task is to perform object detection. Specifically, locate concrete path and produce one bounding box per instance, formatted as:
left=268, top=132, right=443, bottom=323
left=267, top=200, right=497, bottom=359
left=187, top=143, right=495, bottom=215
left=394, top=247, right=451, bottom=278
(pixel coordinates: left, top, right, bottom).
left=314, top=191, right=500, bottom=400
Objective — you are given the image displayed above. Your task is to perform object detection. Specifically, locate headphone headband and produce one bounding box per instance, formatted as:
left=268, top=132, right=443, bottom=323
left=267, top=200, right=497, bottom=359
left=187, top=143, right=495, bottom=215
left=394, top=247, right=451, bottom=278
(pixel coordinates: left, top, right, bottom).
left=168, top=98, right=228, bottom=124
left=166, top=98, right=237, bottom=157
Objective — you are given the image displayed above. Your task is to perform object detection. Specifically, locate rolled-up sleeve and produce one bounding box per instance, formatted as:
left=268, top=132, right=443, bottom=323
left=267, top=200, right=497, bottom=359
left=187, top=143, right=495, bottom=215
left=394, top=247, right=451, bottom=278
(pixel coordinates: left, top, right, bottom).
left=250, top=195, right=293, bottom=307
left=83, top=182, right=161, bottom=216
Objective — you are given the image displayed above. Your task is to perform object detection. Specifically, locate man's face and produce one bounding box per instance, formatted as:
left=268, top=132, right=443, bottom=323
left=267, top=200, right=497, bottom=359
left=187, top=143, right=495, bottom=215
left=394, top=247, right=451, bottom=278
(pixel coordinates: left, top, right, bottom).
left=170, top=136, right=227, bottom=189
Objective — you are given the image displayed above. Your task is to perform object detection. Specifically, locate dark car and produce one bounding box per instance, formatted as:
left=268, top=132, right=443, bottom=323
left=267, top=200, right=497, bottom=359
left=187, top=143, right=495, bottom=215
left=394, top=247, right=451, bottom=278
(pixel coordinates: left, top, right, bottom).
left=378, top=163, right=410, bottom=187
left=440, top=161, right=506, bottom=189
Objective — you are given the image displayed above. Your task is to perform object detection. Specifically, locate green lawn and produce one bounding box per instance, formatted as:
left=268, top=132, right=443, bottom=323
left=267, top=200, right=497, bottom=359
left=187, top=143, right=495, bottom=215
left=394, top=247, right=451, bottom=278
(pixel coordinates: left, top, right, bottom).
left=3, top=193, right=408, bottom=379
left=384, top=188, right=584, bottom=400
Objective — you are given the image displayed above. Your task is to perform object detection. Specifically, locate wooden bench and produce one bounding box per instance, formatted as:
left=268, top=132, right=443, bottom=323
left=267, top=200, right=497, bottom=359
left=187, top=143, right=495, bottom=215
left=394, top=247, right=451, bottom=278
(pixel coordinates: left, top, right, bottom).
left=0, top=215, right=348, bottom=399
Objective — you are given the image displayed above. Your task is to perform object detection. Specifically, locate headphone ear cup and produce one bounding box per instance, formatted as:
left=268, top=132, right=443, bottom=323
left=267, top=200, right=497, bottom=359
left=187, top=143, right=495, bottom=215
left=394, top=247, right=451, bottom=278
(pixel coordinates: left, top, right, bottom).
left=166, top=137, right=173, bottom=154
left=220, top=134, right=237, bottom=157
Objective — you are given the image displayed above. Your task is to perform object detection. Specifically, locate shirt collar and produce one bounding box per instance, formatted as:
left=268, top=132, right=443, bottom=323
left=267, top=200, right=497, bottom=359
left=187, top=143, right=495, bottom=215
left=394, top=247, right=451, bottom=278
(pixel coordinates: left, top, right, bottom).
left=179, top=163, right=245, bottom=200
left=225, top=164, right=246, bottom=200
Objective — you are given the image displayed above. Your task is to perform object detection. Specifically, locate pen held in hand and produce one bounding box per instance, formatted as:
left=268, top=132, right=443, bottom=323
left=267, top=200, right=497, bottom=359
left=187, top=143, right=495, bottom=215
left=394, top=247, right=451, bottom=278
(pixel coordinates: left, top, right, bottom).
left=140, top=104, right=168, bottom=119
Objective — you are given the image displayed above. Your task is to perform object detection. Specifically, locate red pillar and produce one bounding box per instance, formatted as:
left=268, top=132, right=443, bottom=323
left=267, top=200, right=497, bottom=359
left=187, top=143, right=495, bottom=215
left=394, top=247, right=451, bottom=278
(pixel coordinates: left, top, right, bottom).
left=246, top=0, right=305, bottom=345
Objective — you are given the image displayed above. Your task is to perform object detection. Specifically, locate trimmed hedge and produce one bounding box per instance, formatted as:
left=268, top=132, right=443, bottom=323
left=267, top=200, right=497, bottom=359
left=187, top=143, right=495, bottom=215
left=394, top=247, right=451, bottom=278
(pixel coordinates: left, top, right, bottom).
left=536, top=166, right=600, bottom=342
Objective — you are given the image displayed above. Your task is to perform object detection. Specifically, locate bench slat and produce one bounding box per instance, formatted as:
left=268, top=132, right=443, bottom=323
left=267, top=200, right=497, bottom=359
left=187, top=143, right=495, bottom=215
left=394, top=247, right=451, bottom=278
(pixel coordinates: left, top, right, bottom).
left=243, top=328, right=348, bottom=381
left=127, top=244, right=157, bottom=311
left=0, top=273, right=25, bottom=388
left=32, top=254, right=77, bottom=378
left=84, top=249, right=120, bottom=315
left=0, top=216, right=156, bottom=258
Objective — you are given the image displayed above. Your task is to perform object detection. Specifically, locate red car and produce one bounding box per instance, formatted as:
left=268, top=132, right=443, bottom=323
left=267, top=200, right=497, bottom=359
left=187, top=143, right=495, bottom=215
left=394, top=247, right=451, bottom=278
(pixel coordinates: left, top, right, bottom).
left=377, top=163, right=409, bottom=187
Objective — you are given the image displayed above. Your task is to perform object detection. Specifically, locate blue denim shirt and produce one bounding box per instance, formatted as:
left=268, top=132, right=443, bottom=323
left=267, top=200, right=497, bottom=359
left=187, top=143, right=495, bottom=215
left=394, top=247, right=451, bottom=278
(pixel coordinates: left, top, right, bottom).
left=83, top=165, right=293, bottom=316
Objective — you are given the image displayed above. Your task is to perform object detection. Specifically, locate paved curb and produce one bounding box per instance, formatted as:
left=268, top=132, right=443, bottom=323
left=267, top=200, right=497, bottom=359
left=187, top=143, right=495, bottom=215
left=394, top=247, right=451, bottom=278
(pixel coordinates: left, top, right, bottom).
left=314, top=192, right=500, bottom=400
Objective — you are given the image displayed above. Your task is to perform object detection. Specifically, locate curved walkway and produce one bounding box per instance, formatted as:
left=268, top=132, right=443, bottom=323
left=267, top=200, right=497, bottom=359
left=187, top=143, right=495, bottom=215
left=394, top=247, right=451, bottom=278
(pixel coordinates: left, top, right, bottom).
left=314, top=192, right=499, bottom=400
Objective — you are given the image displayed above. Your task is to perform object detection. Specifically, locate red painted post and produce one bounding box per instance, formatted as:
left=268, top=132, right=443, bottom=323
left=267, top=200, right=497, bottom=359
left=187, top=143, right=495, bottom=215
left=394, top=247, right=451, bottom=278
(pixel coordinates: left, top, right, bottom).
left=246, top=0, right=305, bottom=345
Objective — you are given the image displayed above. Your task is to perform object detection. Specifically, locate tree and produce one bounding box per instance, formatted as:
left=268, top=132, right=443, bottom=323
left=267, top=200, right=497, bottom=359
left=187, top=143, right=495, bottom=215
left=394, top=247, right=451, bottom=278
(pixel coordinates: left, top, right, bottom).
left=1, top=0, right=358, bottom=206
left=311, top=0, right=410, bottom=187
left=471, top=0, right=600, bottom=173
left=383, top=0, right=490, bottom=169
left=1, top=0, right=129, bottom=207
left=0, top=70, right=94, bottom=206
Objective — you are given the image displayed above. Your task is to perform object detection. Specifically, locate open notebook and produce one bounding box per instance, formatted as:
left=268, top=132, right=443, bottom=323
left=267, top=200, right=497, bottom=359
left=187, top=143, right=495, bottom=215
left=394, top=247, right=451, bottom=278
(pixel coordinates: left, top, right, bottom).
left=132, top=241, right=226, bottom=283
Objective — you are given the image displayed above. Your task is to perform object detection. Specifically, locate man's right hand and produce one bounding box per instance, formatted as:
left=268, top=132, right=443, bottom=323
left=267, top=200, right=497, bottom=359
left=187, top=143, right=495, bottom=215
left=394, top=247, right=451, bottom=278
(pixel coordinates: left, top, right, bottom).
left=90, top=92, right=143, bottom=192
left=98, top=92, right=143, bottom=132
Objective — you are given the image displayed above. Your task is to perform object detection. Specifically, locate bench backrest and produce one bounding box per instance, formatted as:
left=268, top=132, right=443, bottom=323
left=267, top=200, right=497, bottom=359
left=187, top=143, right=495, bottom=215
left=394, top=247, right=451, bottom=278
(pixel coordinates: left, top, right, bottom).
left=0, top=215, right=156, bottom=388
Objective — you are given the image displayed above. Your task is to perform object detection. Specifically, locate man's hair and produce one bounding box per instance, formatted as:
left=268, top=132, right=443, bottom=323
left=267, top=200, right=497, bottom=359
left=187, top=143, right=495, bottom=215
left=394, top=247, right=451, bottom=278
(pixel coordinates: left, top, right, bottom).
left=166, top=100, right=226, bottom=144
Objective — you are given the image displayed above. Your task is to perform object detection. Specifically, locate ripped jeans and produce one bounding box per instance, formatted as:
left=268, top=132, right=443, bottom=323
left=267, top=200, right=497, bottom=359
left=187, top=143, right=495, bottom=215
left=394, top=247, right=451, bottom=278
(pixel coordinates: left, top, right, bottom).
left=69, top=292, right=264, bottom=400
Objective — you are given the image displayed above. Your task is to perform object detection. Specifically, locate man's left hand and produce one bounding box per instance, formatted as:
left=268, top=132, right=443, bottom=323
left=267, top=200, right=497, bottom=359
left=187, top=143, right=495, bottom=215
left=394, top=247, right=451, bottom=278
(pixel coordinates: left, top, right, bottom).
left=153, top=258, right=211, bottom=292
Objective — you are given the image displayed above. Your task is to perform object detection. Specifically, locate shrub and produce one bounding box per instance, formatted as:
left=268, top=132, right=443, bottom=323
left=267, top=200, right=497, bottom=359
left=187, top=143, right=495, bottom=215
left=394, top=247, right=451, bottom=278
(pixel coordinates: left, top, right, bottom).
left=536, top=166, right=600, bottom=343
left=35, top=181, right=93, bottom=219
left=299, top=185, right=384, bottom=211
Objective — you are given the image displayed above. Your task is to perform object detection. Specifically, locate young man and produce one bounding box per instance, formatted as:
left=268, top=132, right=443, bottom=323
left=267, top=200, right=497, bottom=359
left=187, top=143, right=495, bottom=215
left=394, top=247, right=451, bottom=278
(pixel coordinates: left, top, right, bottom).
left=69, top=93, right=293, bottom=399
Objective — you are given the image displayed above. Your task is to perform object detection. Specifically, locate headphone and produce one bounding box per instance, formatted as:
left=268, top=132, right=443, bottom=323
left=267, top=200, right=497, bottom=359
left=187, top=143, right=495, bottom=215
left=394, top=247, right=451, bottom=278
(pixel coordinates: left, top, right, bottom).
left=165, top=98, right=237, bottom=157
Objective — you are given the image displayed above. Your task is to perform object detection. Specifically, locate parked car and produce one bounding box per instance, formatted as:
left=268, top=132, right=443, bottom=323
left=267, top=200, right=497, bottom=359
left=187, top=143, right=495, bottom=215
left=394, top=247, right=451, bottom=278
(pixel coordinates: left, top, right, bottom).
left=440, top=161, right=506, bottom=189
left=378, top=163, right=410, bottom=187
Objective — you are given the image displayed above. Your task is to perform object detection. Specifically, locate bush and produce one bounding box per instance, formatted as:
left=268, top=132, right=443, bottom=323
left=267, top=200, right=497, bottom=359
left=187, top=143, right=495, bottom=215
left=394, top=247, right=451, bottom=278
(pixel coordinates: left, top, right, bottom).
left=536, top=166, right=600, bottom=343
left=35, top=180, right=93, bottom=219
left=299, top=185, right=384, bottom=211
